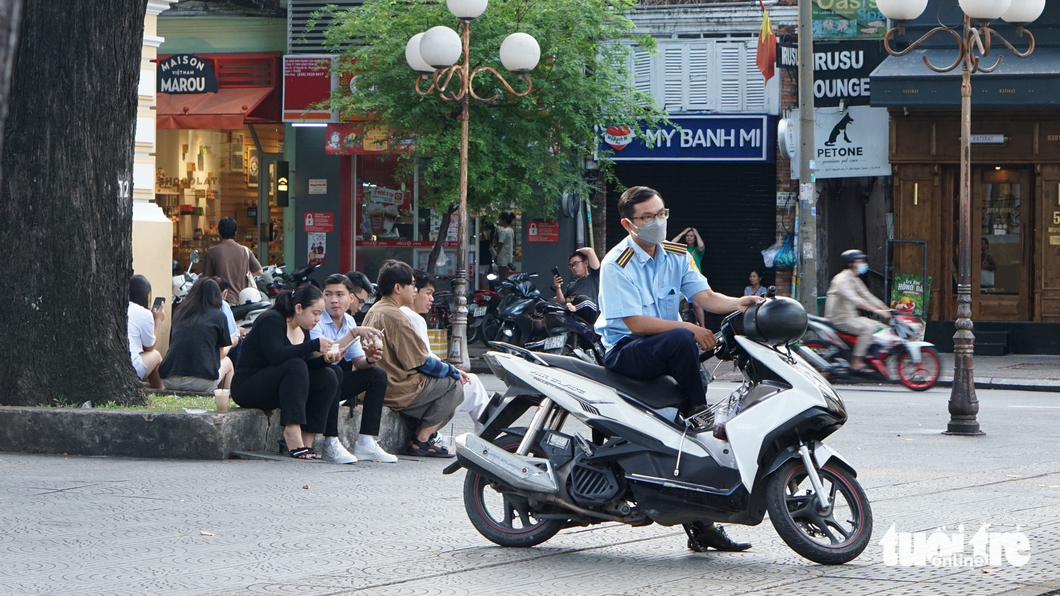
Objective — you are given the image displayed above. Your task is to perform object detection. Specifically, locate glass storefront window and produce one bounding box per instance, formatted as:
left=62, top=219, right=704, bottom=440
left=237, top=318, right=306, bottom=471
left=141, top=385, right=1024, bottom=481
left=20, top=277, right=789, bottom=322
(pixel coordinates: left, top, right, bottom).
left=980, top=178, right=1021, bottom=295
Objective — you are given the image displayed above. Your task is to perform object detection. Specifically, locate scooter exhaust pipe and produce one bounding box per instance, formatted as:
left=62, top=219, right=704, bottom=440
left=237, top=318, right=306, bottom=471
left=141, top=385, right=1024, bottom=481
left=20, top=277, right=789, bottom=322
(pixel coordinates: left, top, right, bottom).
left=455, top=434, right=559, bottom=494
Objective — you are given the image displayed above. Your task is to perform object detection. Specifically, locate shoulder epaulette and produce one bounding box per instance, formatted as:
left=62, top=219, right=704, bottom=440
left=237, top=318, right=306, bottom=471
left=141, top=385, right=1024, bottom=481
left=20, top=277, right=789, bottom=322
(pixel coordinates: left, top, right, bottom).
left=616, top=247, right=635, bottom=267
left=661, top=241, right=688, bottom=256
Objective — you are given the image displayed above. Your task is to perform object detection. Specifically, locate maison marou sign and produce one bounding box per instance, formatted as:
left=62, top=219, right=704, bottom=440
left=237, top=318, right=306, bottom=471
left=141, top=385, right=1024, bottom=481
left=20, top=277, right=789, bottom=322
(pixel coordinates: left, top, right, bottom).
left=776, top=40, right=886, bottom=108
left=157, top=54, right=219, bottom=94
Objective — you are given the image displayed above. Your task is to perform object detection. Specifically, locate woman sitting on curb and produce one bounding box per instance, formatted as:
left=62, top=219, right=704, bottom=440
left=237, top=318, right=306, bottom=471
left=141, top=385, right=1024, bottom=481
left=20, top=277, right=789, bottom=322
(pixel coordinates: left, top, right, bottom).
left=232, top=285, right=341, bottom=460
left=160, top=278, right=233, bottom=392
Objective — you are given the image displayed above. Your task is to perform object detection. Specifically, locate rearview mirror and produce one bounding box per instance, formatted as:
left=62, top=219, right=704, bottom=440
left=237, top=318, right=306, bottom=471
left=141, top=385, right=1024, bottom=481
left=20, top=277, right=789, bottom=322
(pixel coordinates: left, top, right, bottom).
left=190, top=250, right=200, bottom=265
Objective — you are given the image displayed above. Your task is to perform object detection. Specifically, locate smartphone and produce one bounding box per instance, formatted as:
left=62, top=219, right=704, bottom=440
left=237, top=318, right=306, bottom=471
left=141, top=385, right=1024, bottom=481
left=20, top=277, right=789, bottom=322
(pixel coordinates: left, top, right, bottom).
left=152, top=296, right=165, bottom=310
left=551, top=266, right=561, bottom=278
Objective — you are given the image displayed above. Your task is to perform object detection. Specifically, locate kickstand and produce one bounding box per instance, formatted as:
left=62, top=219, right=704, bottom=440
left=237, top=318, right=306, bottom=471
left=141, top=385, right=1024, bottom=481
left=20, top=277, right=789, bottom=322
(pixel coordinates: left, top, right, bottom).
left=674, top=424, right=690, bottom=477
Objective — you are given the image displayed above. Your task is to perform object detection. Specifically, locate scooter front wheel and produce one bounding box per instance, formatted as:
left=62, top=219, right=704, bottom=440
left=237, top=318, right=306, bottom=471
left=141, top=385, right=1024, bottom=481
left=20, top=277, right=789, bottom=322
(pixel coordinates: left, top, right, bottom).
left=463, top=434, right=565, bottom=547
left=896, top=347, right=941, bottom=391
left=766, top=459, right=872, bottom=565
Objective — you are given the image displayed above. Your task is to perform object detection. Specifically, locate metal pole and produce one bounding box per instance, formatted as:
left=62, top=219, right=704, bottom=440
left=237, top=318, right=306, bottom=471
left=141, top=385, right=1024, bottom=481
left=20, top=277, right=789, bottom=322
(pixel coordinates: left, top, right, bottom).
left=449, top=20, right=472, bottom=372
left=946, top=16, right=981, bottom=434
left=797, top=0, right=817, bottom=309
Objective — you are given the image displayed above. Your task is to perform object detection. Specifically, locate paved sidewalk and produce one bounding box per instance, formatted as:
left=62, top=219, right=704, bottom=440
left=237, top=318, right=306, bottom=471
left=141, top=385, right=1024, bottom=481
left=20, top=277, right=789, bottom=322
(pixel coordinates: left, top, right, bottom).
left=2, top=381, right=1060, bottom=595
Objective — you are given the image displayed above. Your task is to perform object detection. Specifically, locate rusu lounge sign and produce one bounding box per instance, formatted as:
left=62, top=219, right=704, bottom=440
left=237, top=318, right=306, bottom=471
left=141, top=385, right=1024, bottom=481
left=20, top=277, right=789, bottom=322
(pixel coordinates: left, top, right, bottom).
left=777, top=41, right=885, bottom=108
left=601, top=116, right=774, bottom=163
left=157, top=54, right=219, bottom=94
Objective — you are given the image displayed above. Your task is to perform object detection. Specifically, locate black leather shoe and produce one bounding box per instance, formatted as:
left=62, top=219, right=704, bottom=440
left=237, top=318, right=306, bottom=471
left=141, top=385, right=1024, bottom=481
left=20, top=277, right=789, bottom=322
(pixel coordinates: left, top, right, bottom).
left=683, top=523, right=752, bottom=552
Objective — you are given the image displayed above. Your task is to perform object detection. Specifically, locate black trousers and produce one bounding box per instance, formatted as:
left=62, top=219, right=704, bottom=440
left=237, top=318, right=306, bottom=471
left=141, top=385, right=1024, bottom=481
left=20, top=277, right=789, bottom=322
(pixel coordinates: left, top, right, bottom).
left=232, top=359, right=340, bottom=435
left=603, top=329, right=706, bottom=412
left=334, top=360, right=388, bottom=437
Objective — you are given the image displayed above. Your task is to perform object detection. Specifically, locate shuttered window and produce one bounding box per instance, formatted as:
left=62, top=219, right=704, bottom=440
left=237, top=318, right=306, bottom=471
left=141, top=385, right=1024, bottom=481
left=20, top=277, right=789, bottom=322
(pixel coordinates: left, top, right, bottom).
left=629, top=39, right=773, bottom=114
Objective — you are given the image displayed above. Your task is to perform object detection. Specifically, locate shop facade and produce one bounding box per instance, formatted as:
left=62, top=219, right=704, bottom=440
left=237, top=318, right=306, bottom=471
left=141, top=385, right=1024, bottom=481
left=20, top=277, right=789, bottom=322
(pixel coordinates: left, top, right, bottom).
left=604, top=115, right=779, bottom=328
left=870, top=1, right=1060, bottom=352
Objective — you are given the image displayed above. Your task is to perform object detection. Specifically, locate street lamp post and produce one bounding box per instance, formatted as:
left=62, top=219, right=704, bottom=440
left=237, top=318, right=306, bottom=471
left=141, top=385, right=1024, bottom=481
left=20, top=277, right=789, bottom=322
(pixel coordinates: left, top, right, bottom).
left=406, top=0, right=540, bottom=371
left=878, top=0, right=1042, bottom=435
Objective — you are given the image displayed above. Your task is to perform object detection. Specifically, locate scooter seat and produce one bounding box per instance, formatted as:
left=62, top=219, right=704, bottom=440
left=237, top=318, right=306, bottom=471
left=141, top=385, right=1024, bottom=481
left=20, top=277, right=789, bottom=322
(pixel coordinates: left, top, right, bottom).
left=533, top=352, right=686, bottom=410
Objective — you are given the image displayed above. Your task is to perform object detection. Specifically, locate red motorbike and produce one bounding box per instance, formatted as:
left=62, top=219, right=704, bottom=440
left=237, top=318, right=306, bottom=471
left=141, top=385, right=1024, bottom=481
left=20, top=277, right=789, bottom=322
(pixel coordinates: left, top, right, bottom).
left=796, top=312, right=941, bottom=391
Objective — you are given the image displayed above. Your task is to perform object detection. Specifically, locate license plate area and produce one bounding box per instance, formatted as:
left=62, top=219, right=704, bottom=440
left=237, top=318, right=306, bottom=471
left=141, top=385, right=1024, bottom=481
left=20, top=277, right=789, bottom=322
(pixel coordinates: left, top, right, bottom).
left=543, top=334, right=565, bottom=351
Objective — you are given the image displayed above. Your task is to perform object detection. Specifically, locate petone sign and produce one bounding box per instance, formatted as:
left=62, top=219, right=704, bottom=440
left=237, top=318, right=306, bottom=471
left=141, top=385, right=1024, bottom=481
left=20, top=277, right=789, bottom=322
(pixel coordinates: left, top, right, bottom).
left=601, top=116, right=774, bottom=163
left=157, top=54, right=219, bottom=94
left=787, top=106, right=890, bottom=179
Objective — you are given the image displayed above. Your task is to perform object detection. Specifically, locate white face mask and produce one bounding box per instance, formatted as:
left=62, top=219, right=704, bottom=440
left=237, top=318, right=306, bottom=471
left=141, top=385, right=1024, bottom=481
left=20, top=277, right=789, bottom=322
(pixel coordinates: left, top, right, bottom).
left=628, top=217, right=667, bottom=246
left=856, top=263, right=869, bottom=275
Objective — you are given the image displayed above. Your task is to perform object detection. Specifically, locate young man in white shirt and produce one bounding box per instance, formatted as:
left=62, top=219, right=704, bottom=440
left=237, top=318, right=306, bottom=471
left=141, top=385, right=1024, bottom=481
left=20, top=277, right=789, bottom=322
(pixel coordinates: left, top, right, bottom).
left=405, top=269, right=490, bottom=431
left=309, top=273, right=397, bottom=464
left=128, top=275, right=165, bottom=389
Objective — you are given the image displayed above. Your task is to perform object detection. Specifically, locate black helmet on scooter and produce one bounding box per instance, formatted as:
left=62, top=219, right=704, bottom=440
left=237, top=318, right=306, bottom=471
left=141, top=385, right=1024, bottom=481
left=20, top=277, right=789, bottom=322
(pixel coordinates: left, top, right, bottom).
left=741, top=296, right=808, bottom=346
left=841, top=249, right=867, bottom=264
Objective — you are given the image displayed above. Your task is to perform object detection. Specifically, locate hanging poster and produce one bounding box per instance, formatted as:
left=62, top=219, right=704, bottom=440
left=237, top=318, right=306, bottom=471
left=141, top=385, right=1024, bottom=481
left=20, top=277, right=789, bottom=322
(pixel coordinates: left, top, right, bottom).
left=812, top=0, right=886, bottom=39
left=890, top=273, right=932, bottom=317
left=308, top=233, right=327, bottom=266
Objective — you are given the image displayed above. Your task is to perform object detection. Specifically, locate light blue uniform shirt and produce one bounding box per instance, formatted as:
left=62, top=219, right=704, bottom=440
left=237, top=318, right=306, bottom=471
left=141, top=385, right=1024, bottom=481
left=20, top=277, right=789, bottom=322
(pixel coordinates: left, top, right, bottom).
left=310, top=313, right=366, bottom=362
left=595, top=236, right=711, bottom=351
left=220, top=301, right=238, bottom=336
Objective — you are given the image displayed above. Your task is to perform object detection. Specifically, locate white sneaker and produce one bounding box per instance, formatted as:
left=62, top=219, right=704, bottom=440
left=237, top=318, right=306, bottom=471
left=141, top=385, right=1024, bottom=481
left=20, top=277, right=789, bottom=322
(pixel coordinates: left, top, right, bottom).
left=352, top=438, right=399, bottom=463
left=322, top=440, right=358, bottom=464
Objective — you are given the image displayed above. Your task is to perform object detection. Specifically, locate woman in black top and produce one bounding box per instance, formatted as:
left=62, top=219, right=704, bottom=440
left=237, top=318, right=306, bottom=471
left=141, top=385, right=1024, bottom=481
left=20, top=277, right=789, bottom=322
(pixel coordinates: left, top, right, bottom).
left=232, top=285, right=341, bottom=459
left=160, top=278, right=233, bottom=392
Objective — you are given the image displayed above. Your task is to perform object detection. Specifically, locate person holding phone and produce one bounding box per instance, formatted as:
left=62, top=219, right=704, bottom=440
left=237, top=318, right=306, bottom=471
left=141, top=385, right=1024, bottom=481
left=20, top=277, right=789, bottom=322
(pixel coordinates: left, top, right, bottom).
left=159, top=278, right=234, bottom=392
left=128, top=275, right=165, bottom=389
left=552, top=247, right=601, bottom=323
left=232, top=285, right=341, bottom=460
left=308, top=273, right=397, bottom=465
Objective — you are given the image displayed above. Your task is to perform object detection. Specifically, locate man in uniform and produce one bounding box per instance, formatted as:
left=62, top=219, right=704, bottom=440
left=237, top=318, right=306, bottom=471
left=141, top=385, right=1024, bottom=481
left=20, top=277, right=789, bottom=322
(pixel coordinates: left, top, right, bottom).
left=595, top=185, right=762, bottom=553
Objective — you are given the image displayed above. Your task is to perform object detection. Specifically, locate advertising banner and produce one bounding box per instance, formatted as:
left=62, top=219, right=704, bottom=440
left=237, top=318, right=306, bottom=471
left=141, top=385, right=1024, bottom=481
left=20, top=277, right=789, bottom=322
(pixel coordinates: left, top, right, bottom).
left=812, top=0, right=887, bottom=39
left=601, top=116, right=774, bottom=163
left=890, top=273, right=932, bottom=317
left=788, top=106, right=890, bottom=179
left=282, top=55, right=336, bottom=122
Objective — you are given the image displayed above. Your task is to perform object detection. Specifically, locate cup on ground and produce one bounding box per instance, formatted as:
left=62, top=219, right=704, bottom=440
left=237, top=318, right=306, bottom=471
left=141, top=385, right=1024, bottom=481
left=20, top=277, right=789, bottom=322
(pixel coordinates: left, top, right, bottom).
left=214, top=389, right=230, bottom=413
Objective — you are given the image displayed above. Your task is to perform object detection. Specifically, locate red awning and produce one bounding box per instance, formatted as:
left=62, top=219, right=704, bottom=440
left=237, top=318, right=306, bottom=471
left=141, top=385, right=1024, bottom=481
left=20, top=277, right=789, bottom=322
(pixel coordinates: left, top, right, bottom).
left=156, top=87, right=275, bottom=130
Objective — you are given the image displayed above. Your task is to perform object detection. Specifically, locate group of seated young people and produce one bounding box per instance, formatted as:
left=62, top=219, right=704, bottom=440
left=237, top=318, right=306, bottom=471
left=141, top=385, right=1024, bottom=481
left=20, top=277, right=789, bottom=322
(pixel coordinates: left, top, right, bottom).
left=126, top=262, right=489, bottom=463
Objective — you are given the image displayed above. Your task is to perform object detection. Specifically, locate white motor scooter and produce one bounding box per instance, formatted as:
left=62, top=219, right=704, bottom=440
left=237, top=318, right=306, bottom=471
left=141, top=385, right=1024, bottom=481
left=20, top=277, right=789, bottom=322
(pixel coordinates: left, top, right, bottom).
left=171, top=250, right=200, bottom=307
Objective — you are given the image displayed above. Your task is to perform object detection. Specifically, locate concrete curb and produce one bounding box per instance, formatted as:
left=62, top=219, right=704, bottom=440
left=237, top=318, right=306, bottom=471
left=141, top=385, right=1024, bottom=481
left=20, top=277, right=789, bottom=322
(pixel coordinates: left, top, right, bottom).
left=0, top=404, right=412, bottom=460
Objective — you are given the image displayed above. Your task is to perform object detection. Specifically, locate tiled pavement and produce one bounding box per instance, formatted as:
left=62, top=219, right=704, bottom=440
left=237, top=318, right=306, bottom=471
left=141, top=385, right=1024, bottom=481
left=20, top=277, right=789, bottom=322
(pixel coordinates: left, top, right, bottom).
left=2, top=379, right=1059, bottom=595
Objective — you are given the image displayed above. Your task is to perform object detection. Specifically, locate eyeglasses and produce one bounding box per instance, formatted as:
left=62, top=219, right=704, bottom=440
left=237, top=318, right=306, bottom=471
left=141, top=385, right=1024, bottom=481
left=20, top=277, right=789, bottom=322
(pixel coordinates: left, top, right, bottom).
left=354, top=294, right=367, bottom=308
left=569, top=260, right=585, bottom=269
left=628, top=209, right=670, bottom=224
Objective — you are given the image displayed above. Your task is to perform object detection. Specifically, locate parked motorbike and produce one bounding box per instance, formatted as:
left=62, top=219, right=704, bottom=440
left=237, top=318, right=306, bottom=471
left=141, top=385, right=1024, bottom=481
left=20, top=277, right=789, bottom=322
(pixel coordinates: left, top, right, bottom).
left=232, top=284, right=271, bottom=329
left=797, top=312, right=940, bottom=391
left=171, top=250, right=200, bottom=307
left=445, top=289, right=872, bottom=565
left=259, top=264, right=287, bottom=298
left=524, top=301, right=604, bottom=365
left=494, top=273, right=546, bottom=348
left=469, top=288, right=502, bottom=346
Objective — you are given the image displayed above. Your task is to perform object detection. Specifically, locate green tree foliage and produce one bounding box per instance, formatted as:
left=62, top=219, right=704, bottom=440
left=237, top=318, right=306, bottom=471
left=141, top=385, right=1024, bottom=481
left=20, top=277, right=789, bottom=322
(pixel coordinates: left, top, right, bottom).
left=320, top=0, right=664, bottom=215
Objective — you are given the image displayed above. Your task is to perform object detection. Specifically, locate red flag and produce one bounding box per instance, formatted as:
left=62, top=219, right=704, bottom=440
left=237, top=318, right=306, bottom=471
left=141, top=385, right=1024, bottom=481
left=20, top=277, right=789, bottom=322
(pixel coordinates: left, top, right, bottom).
left=756, top=0, right=776, bottom=81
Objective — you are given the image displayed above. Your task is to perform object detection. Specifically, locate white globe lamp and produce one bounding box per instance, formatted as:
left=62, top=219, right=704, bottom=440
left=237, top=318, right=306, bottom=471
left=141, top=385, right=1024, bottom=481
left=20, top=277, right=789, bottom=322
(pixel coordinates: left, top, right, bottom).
left=1001, top=0, right=1045, bottom=24
left=405, top=33, right=434, bottom=73
left=499, top=32, right=540, bottom=74
left=958, top=0, right=1012, bottom=21
left=877, top=0, right=929, bottom=22
left=419, top=26, right=462, bottom=69
left=447, top=0, right=488, bottom=19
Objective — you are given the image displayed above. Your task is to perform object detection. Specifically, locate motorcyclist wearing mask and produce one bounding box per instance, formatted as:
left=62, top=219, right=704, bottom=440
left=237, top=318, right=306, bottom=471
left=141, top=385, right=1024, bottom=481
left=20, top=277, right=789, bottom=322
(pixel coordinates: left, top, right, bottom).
left=824, top=249, right=892, bottom=372
left=596, top=186, right=762, bottom=553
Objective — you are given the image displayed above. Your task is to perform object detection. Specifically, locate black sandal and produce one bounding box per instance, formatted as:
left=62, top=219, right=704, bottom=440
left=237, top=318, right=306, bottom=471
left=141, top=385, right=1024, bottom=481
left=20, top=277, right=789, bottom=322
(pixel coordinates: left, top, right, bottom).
left=288, top=446, right=319, bottom=460
left=407, top=438, right=455, bottom=458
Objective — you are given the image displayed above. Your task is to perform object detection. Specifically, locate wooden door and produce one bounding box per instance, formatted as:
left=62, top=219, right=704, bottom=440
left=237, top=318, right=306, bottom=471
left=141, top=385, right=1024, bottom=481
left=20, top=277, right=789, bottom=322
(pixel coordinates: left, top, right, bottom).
left=972, top=167, right=1032, bottom=321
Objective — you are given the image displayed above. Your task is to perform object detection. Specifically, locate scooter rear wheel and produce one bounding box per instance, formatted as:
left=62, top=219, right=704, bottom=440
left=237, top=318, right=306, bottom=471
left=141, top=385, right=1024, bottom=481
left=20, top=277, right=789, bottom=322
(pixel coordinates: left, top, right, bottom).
left=463, top=434, right=565, bottom=547
left=766, top=459, right=872, bottom=565
left=896, top=347, right=941, bottom=391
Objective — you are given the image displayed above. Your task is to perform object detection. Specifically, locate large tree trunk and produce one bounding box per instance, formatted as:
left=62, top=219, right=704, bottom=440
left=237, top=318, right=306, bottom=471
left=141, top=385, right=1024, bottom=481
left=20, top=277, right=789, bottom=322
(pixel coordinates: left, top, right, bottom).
left=0, top=0, right=147, bottom=406
left=0, top=0, right=22, bottom=166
